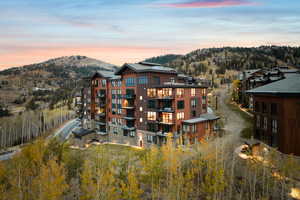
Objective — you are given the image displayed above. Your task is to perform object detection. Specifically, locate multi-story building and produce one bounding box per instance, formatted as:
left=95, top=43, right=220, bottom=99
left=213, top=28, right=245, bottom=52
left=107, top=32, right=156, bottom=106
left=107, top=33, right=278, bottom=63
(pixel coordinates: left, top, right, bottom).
left=88, top=62, right=219, bottom=147
left=247, top=73, right=300, bottom=156
left=239, top=67, right=299, bottom=108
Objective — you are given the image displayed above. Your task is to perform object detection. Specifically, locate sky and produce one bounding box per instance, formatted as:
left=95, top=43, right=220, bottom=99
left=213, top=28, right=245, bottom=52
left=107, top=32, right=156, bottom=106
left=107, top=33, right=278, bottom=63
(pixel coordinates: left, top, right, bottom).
left=0, top=0, right=300, bottom=69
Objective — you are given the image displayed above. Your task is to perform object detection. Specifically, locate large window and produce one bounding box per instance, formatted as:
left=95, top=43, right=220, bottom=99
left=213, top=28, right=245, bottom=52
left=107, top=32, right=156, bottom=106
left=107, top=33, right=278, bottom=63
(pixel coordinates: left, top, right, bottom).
left=177, top=112, right=184, bottom=120
left=177, top=100, right=184, bottom=109
left=191, top=124, right=196, bottom=133
left=176, top=88, right=184, bottom=97
left=191, top=88, right=196, bottom=97
left=147, top=89, right=156, bottom=97
left=162, top=113, right=173, bottom=123
left=147, top=123, right=158, bottom=132
left=147, top=135, right=153, bottom=143
left=138, top=76, right=148, bottom=84
left=125, top=77, right=135, bottom=87
left=157, top=88, right=172, bottom=97
left=147, top=112, right=156, bottom=121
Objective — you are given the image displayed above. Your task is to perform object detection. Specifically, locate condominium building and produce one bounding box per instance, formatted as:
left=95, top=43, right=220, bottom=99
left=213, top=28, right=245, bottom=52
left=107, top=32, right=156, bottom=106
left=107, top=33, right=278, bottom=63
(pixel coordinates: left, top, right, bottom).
left=87, top=62, right=219, bottom=147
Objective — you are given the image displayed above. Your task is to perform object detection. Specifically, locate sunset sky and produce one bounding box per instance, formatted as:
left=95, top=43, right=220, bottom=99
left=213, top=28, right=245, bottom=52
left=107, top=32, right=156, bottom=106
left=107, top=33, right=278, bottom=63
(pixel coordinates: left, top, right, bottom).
left=1, top=0, right=300, bottom=69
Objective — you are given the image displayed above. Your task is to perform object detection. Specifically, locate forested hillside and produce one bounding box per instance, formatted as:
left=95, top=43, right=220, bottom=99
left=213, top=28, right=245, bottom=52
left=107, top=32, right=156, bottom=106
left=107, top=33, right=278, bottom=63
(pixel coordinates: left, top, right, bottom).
left=144, top=54, right=182, bottom=65
left=147, top=46, right=300, bottom=76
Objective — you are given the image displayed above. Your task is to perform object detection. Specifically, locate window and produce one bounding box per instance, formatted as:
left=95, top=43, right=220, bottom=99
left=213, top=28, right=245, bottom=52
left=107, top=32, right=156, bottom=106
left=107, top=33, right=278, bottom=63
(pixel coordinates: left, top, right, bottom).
left=117, top=80, right=122, bottom=87
left=157, top=88, right=172, bottom=97
left=183, top=125, right=189, bottom=132
left=123, top=130, right=128, bottom=136
left=191, top=124, right=196, bottom=133
left=138, top=76, right=148, bottom=84
left=129, top=131, right=135, bottom=137
left=125, top=77, right=135, bottom=86
left=191, top=110, right=196, bottom=117
left=177, top=112, right=184, bottom=120
left=262, top=102, right=267, bottom=113
left=205, top=122, right=209, bottom=130
left=263, top=117, right=268, bottom=130
left=272, top=119, right=278, bottom=133
left=113, top=127, right=118, bottom=134
left=140, top=96, right=143, bottom=100
left=139, top=107, right=143, bottom=111
left=147, top=89, right=156, bottom=97
left=162, top=113, right=173, bottom=123
left=147, top=100, right=156, bottom=109
left=271, top=103, right=277, bottom=115
left=147, top=135, right=153, bottom=143
left=202, top=104, right=206, bottom=110
left=191, top=99, right=197, bottom=108
left=153, top=76, right=160, bottom=85
left=191, top=88, right=196, bottom=97
left=201, top=88, right=206, bottom=96
left=255, top=102, right=260, bottom=112
left=140, top=118, right=143, bottom=123
left=111, top=80, right=116, bottom=87
left=177, top=100, right=184, bottom=109
left=256, top=115, right=260, bottom=128
left=147, top=112, right=156, bottom=120
left=101, top=79, right=106, bottom=87
left=176, top=88, right=184, bottom=97
left=147, top=123, right=158, bottom=132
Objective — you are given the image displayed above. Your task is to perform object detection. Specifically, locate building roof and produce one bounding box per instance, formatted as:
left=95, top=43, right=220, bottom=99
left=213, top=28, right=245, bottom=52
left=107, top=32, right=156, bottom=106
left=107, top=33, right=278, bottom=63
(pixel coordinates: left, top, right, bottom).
left=115, top=62, right=177, bottom=75
left=153, top=83, right=206, bottom=88
left=92, top=70, right=120, bottom=80
left=246, top=74, right=300, bottom=96
left=183, top=113, right=220, bottom=124
left=72, top=128, right=93, bottom=137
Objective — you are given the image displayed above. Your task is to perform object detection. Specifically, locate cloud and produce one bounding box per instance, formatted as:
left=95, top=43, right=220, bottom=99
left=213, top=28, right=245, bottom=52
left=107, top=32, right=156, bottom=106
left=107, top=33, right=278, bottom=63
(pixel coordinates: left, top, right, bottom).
left=159, top=0, right=258, bottom=8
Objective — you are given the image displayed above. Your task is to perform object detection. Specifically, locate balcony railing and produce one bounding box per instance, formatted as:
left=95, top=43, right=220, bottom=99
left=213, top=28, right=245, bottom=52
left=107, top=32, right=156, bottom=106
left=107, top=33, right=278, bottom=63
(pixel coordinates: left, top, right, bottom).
left=97, top=93, right=106, bottom=98
left=157, top=107, right=174, bottom=113
left=156, top=118, right=174, bottom=125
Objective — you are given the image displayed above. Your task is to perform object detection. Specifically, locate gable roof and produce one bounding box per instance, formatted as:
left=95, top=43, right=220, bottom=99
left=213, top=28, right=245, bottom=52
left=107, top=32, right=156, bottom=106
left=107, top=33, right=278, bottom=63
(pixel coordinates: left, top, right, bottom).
left=246, top=74, right=300, bottom=96
left=115, top=62, right=177, bottom=75
left=92, top=70, right=120, bottom=80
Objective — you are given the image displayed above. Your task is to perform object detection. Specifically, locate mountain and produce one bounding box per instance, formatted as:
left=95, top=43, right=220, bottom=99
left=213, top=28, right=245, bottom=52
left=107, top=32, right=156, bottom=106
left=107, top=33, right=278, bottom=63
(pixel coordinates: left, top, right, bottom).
left=143, top=54, right=182, bottom=65
left=146, top=46, right=300, bottom=76
left=0, top=55, right=117, bottom=78
left=0, top=56, right=117, bottom=111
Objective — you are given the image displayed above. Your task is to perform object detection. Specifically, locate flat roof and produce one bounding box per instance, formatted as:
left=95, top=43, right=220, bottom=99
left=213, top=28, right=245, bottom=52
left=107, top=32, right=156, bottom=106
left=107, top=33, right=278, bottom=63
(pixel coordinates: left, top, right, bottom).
left=183, top=113, right=220, bottom=124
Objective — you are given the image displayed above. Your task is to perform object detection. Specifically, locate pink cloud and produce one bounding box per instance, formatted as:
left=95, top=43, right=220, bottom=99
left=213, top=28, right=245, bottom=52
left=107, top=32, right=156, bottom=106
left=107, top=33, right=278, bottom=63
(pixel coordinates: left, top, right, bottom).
left=0, top=45, right=190, bottom=70
left=159, top=0, right=258, bottom=8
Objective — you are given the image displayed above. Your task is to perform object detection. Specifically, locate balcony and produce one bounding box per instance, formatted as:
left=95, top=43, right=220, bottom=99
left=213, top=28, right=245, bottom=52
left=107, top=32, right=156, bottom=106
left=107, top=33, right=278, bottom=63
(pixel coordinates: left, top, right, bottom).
left=122, top=99, right=135, bottom=109
left=156, top=118, right=174, bottom=125
left=156, top=131, right=169, bottom=137
left=122, top=126, right=136, bottom=131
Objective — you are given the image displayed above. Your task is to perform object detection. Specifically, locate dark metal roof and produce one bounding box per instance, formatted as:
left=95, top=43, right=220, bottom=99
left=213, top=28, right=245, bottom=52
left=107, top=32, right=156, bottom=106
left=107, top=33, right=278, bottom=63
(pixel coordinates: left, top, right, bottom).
left=183, top=113, right=220, bottom=124
left=115, top=62, right=177, bottom=75
left=72, top=128, right=93, bottom=137
left=246, top=74, right=300, bottom=96
left=92, top=71, right=120, bottom=79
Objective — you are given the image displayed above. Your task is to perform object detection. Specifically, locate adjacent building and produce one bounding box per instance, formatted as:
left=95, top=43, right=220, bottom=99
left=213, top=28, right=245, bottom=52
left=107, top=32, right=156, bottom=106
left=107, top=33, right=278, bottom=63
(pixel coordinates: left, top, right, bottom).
left=247, top=74, right=300, bottom=156
left=80, top=62, right=219, bottom=148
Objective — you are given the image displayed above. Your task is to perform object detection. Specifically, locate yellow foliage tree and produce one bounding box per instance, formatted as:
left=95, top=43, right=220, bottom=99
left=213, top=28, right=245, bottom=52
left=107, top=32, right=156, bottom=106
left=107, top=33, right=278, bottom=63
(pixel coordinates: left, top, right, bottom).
left=120, top=168, right=143, bottom=200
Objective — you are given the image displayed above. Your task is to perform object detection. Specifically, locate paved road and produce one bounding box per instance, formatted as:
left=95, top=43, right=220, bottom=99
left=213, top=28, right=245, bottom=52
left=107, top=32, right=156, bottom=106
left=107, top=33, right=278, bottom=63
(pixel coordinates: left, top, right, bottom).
left=0, top=118, right=80, bottom=161
left=53, top=118, right=80, bottom=141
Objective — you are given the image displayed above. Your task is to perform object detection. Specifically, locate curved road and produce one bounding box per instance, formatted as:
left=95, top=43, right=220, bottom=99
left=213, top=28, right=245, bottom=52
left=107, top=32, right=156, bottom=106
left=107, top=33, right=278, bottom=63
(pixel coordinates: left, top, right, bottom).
left=0, top=118, right=80, bottom=161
